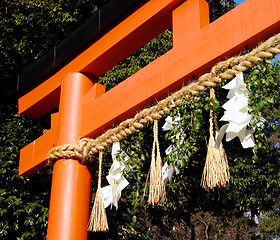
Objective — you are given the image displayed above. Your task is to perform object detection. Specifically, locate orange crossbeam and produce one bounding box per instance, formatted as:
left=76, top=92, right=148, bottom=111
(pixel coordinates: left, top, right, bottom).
left=17, top=0, right=280, bottom=238
left=80, top=0, right=280, bottom=139
left=19, top=0, right=280, bottom=176
left=19, top=113, right=58, bottom=176
left=18, top=0, right=183, bottom=118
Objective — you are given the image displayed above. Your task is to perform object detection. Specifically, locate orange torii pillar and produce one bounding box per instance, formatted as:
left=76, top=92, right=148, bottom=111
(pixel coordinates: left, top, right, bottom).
left=46, top=73, right=96, bottom=239
left=17, top=0, right=280, bottom=239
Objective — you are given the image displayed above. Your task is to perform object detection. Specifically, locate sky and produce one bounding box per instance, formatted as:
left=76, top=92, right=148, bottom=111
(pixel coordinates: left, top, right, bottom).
left=235, top=0, right=246, bottom=4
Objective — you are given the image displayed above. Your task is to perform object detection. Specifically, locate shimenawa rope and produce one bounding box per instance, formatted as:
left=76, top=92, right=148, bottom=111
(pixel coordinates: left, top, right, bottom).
left=48, top=33, right=280, bottom=163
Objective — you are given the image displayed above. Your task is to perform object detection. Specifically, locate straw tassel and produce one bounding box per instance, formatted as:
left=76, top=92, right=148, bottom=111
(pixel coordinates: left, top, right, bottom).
left=148, top=120, right=166, bottom=205
left=88, top=151, right=109, bottom=232
left=201, top=88, right=230, bottom=190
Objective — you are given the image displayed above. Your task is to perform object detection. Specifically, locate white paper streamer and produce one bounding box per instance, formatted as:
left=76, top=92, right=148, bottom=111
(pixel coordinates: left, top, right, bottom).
left=216, top=72, right=255, bottom=149
left=101, top=142, right=129, bottom=209
left=164, top=132, right=182, bottom=156
left=111, top=142, right=129, bottom=162
left=161, top=116, right=181, bottom=182
left=161, top=162, right=180, bottom=182
left=162, top=115, right=182, bottom=156
left=162, top=116, right=180, bottom=131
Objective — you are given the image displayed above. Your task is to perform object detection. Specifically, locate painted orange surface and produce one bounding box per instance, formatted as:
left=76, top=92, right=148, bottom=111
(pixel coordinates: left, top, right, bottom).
left=17, top=0, right=280, bottom=239
left=19, top=112, right=59, bottom=176
left=173, top=0, right=209, bottom=47
left=19, top=0, right=280, bottom=175
left=46, top=73, right=94, bottom=240
left=19, top=83, right=105, bottom=177
left=80, top=0, right=280, bottom=139
left=18, top=0, right=184, bottom=118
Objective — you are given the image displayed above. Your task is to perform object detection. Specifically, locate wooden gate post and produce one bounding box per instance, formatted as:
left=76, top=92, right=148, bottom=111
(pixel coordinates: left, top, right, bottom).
left=46, top=73, right=95, bottom=240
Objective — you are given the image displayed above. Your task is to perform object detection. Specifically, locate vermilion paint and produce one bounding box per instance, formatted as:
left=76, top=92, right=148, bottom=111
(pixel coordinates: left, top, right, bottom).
left=46, top=73, right=96, bottom=240
left=19, top=0, right=280, bottom=176
left=17, top=0, right=280, bottom=239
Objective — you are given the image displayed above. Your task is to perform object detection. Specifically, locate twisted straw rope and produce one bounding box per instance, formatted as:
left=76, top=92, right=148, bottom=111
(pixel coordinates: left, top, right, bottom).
left=210, top=88, right=220, bottom=133
left=97, top=151, right=103, bottom=189
left=201, top=88, right=230, bottom=190
left=209, top=88, right=215, bottom=137
left=148, top=120, right=166, bottom=205
left=48, top=33, right=280, bottom=163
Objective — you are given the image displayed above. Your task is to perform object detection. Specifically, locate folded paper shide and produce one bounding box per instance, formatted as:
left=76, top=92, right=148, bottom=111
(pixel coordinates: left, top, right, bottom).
left=161, top=116, right=180, bottom=181
left=162, top=115, right=180, bottom=131
left=162, top=115, right=183, bottom=155
left=162, top=162, right=179, bottom=183
left=216, top=72, right=255, bottom=149
left=101, top=142, right=129, bottom=209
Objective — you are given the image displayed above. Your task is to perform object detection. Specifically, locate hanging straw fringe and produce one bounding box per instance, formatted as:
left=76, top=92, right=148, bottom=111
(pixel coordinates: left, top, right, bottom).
left=148, top=120, right=166, bottom=205
left=88, top=151, right=109, bottom=232
left=201, top=88, right=230, bottom=190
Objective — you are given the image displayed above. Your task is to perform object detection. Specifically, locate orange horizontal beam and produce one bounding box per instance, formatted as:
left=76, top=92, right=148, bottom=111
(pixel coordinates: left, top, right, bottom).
left=18, top=0, right=183, bottom=118
left=80, top=0, right=280, bottom=139
left=19, top=0, right=280, bottom=177
left=19, top=113, right=59, bottom=176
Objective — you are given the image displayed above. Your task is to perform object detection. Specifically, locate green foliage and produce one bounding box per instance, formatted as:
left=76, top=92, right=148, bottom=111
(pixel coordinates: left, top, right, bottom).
left=209, top=0, right=236, bottom=22
left=247, top=61, right=280, bottom=130
left=0, top=0, right=110, bottom=239
left=0, top=0, right=110, bottom=97
left=91, top=60, right=280, bottom=239
left=1, top=0, right=280, bottom=239
left=98, top=29, right=173, bottom=90
left=259, top=202, right=280, bottom=239
left=0, top=100, right=51, bottom=240
left=164, top=92, right=211, bottom=168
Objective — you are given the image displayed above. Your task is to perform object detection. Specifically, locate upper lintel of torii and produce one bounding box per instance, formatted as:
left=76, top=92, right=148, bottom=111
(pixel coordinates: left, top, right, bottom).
left=18, top=0, right=280, bottom=176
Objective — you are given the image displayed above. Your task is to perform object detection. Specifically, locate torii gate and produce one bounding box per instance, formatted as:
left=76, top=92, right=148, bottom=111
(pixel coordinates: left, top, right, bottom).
left=18, top=0, right=280, bottom=239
